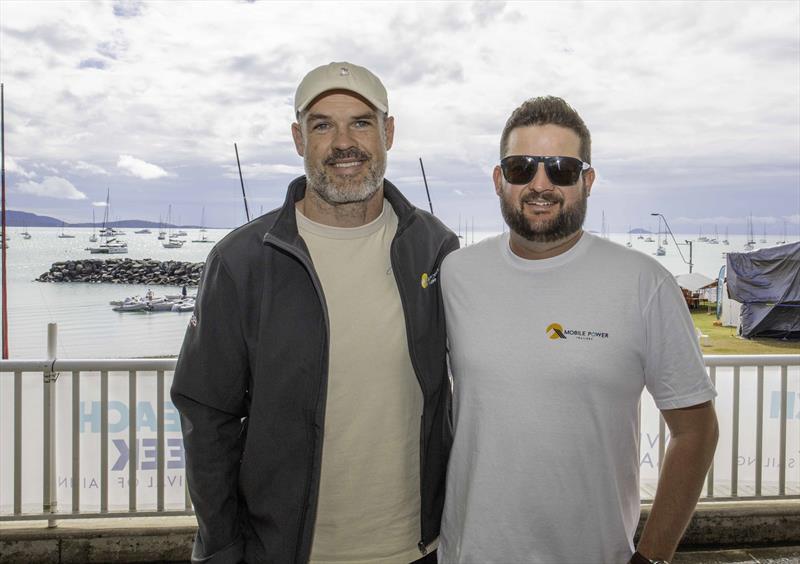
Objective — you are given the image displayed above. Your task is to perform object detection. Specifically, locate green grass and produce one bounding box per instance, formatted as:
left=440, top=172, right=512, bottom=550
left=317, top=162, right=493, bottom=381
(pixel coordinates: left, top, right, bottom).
left=690, top=307, right=800, bottom=355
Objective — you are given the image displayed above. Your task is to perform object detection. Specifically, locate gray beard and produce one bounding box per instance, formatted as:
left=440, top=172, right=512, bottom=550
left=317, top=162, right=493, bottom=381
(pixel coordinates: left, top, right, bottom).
left=305, top=157, right=385, bottom=205
left=500, top=187, right=588, bottom=243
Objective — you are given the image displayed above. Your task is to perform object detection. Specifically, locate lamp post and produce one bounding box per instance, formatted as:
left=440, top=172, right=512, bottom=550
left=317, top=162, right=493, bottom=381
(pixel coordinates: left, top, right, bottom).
left=650, top=213, right=693, bottom=273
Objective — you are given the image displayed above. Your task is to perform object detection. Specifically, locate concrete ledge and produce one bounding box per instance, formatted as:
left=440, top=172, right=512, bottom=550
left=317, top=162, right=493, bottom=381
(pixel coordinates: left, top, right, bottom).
left=675, top=545, right=800, bottom=563
left=0, top=538, right=59, bottom=564
left=0, top=517, right=196, bottom=564
left=2, top=502, right=799, bottom=563
left=639, top=500, right=800, bottom=547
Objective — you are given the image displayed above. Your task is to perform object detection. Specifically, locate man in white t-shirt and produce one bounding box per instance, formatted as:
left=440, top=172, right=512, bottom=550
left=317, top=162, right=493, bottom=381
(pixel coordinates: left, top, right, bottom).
left=439, top=96, right=719, bottom=564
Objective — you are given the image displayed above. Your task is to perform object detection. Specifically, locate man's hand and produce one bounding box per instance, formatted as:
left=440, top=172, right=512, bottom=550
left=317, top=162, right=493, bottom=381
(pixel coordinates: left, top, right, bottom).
left=635, top=400, right=719, bottom=561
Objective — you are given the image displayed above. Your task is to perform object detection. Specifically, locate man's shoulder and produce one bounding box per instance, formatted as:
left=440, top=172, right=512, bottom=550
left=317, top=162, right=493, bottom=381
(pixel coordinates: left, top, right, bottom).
left=209, top=207, right=282, bottom=264
left=442, top=235, right=501, bottom=273
left=587, top=234, right=672, bottom=278
left=584, top=235, right=677, bottom=303
left=406, top=207, right=457, bottom=241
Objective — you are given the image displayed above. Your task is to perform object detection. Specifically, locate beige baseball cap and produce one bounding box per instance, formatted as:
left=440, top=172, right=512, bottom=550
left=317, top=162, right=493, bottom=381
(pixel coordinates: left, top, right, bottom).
left=294, top=61, right=388, bottom=114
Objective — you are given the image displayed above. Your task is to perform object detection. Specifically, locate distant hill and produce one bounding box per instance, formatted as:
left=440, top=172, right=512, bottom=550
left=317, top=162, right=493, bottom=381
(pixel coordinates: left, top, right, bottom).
left=629, top=227, right=653, bottom=234
left=3, top=210, right=196, bottom=228
left=5, top=210, right=63, bottom=227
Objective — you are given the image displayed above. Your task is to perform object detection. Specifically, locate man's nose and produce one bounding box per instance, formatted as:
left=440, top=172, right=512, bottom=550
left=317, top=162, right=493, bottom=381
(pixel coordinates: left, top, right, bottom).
left=528, top=163, right=554, bottom=193
left=332, top=126, right=356, bottom=149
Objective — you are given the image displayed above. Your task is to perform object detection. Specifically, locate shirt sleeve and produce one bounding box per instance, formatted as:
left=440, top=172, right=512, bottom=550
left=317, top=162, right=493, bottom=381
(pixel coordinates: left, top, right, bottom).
left=642, top=276, right=717, bottom=410
left=170, top=248, right=250, bottom=563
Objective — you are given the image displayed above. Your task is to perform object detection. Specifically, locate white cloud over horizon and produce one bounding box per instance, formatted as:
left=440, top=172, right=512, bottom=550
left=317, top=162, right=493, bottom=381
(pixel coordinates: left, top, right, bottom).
left=222, top=163, right=305, bottom=180
left=0, top=0, right=797, bottom=229
left=71, top=160, right=110, bottom=176
left=117, top=154, right=170, bottom=179
left=14, top=176, right=87, bottom=200
left=5, top=157, right=37, bottom=179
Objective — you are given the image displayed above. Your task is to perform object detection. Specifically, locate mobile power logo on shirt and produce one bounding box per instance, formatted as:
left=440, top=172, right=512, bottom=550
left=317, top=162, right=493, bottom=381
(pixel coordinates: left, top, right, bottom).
left=547, top=322, right=609, bottom=341
left=546, top=323, right=566, bottom=339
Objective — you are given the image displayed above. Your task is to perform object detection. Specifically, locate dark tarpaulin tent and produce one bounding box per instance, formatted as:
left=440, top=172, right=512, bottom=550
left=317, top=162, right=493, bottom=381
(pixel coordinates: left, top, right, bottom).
left=726, top=241, right=800, bottom=339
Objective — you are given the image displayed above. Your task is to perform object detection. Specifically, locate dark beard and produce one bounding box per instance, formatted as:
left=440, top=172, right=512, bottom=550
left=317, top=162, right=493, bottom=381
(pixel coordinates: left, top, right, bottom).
left=500, top=188, right=588, bottom=243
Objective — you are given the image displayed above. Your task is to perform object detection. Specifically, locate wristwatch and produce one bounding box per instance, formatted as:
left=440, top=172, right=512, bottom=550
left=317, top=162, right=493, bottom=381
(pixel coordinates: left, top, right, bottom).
left=630, top=550, right=670, bottom=564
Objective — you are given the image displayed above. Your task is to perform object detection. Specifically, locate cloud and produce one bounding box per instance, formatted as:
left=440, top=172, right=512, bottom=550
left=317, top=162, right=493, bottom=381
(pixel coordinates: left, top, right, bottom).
left=92, top=201, right=109, bottom=207
left=392, top=175, right=424, bottom=184
left=471, top=1, right=506, bottom=26
left=1, top=23, right=86, bottom=52
left=96, top=32, right=128, bottom=60
left=117, top=155, right=170, bottom=179
left=113, top=0, right=143, bottom=17
left=223, top=163, right=304, bottom=179
left=33, top=163, right=60, bottom=173
left=453, top=189, right=465, bottom=196
left=15, top=176, right=87, bottom=200
left=0, top=1, right=796, bottom=229
left=79, top=58, right=107, bottom=70
left=71, top=160, right=110, bottom=176
left=6, top=157, right=37, bottom=179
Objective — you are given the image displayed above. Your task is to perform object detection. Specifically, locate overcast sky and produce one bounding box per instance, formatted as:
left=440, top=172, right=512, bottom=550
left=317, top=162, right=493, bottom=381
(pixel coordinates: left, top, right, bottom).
left=1, top=0, right=798, bottom=235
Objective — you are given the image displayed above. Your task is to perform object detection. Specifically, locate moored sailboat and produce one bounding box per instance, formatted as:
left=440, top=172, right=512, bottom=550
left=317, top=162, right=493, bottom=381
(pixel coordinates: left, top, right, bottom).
left=191, top=207, right=215, bottom=243
left=58, top=222, right=75, bottom=239
left=162, top=205, right=184, bottom=248
left=87, top=189, right=128, bottom=254
left=744, top=215, right=756, bottom=251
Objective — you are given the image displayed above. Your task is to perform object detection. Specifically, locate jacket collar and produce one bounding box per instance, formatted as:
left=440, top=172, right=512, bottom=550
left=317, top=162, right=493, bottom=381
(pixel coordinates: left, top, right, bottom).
left=263, top=175, right=417, bottom=246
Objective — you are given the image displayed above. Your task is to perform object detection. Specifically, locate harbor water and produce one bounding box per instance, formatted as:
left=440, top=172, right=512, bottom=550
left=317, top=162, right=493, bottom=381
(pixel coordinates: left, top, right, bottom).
left=0, top=227, right=795, bottom=358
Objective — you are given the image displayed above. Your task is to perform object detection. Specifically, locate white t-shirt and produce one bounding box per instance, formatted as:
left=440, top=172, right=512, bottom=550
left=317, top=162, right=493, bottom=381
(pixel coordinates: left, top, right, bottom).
left=438, top=232, right=716, bottom=564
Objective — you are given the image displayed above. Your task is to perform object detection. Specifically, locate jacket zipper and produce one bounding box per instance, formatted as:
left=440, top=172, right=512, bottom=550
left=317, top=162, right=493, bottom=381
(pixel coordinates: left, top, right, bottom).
left=390, top=221, right=432, bottom=554
left=264, top=234, right=330, bottom=564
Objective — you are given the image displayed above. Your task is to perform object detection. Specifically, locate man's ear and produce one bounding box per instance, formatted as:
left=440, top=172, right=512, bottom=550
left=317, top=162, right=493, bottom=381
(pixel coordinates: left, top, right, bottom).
left=583, top=167, right=595, bottom=197
left=291, top=122, right=305, bottom=157
left=493, top=165, right=504, bottom=197
left=384, top=115, right=395, bottom=151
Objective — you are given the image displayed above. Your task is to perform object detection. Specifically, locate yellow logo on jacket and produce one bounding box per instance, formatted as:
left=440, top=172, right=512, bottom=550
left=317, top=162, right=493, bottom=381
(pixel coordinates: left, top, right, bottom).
left=421, top=269, right=439, bottom=289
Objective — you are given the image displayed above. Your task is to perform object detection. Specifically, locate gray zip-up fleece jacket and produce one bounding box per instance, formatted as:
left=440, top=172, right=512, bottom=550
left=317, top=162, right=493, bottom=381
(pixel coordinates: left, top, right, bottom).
left=171, top=177, right=459, bottom=564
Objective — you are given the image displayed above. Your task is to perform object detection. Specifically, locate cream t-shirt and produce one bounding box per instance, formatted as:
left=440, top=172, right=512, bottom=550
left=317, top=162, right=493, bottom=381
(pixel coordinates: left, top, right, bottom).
left=298, top=201, right=424, bottom=564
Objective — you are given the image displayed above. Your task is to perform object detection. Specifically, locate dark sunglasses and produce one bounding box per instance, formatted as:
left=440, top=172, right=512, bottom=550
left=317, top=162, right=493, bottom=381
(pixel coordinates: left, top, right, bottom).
left=500, top=155, right=591, bottom=186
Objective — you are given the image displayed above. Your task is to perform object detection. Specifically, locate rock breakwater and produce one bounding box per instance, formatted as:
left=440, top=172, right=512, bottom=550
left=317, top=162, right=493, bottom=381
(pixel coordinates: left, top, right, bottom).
left=37, top=258, right=204, bottom=286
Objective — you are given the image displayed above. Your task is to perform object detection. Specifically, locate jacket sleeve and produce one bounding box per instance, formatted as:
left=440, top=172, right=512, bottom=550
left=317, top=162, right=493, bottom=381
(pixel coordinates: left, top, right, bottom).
left=171, top=248, right=250, bottom=564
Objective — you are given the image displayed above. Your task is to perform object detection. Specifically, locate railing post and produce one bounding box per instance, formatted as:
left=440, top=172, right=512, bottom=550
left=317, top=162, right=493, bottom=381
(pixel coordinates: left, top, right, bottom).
left=43, top=323, right=58, bottom=527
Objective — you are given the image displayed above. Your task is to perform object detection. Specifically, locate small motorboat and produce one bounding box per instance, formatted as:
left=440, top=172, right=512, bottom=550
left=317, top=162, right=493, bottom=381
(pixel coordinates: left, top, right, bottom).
left=112, top=302, right=147, bottom=312
left=110, top=293, right=193, bottom=313
left=170, top=299, right=195, bottom=312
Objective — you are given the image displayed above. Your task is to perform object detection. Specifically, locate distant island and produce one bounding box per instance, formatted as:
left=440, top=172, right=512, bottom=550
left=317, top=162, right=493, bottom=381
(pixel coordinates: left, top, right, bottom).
left=3, top=210, right=198, bottom=229
left=591, top=228, right=653, bottom=234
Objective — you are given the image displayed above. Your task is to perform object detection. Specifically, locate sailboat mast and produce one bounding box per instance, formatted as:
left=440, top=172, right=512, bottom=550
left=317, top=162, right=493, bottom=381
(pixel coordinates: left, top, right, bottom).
left=234, top=143, right=251, bottom=223
left=1, top=83, right=8, bottom=358
left=418, top=158, right=434, bottom=215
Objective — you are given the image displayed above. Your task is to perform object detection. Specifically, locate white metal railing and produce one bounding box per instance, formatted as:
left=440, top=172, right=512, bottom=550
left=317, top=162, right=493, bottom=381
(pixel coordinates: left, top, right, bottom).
left=701, top=354, right=799, bottom=500
left=0, top=324, right=798, bottom=524
left=0, top=324, right=191, bottom=525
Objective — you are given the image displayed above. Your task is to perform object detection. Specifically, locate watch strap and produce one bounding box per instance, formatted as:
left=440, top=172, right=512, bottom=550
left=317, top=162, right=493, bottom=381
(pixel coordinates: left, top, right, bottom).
left=631, top=550, right=670, bottom=564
